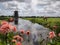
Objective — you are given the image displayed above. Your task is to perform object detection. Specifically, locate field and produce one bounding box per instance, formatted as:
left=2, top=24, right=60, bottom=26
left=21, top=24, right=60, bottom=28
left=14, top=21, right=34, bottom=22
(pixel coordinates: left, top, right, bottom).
left=22, top=18, right=60, bottom=28
left=0, top=17, right=60, bottom=45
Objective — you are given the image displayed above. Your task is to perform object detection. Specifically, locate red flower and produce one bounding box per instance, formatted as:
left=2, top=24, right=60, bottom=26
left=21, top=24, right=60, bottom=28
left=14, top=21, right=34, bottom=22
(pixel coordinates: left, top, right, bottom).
left=26, top=31, right=30, bottom=35
left=16, top=42, right=22, bottom=45
left=20, top=30, right=25, bottom=34
left=9, top=18, right=14, bottom=22
left=49, top=31, right=56, bottom=39
left=1, top=20, right=8, bottom=25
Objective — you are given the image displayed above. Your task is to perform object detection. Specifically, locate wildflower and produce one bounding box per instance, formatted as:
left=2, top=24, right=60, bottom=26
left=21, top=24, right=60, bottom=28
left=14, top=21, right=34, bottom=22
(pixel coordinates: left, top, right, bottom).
left=1, top=20, right=8, bottom=25
left=13, top=35, right=20, bottom=39
left=13, top=35, right=23, bottom=42
left=0, top=24, right=10, bottom=34
left=49, top=31, right=56, bottom=39
left=9, top=25, right=16, bottom=32
left=16, top=42, right=22, bottom=45
left=26, top=31, right=30, bottom=35
left=20, top=30, right=25, bottom=34
left=17, top=37, right=23, bottom=42
left=12, top=39, right=17, bottom=43
left=1, top=24, right=9, bottom=29
left=58, top=33, right=60, bottom=37
left=13, top=26, right=17, bottom=32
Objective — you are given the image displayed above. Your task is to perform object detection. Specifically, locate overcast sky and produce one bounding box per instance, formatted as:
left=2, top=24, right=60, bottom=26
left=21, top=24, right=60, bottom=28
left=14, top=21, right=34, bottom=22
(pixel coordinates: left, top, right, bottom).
left=0, top=0, right=60, bottom=17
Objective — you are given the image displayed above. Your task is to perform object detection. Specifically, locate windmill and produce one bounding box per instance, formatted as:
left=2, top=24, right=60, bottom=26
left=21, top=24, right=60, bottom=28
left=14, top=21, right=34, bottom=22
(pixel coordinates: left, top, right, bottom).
left=4, top=0, right=19, bottom=25
left=0, top=0, right=32, bottom=19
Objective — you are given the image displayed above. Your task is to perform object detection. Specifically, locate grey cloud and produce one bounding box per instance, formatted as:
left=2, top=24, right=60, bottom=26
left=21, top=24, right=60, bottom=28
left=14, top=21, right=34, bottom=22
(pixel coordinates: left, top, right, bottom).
left=0, top=0, right=27, bottom=2
left=0, top=0, right=12, bottom=2
left=0, top=0, right=60, bottom=17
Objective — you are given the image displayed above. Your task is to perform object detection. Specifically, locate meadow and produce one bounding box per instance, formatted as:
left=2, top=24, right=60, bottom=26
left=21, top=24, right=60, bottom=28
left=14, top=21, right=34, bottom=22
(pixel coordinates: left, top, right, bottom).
left=22, top=18, right=60, bottom=28
left=0, top=17, right=60, bottom=45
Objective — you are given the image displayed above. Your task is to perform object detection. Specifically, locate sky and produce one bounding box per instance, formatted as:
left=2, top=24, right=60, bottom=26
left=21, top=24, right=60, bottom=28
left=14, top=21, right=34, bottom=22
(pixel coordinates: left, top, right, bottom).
left=0, top=0, right=60, bottom=17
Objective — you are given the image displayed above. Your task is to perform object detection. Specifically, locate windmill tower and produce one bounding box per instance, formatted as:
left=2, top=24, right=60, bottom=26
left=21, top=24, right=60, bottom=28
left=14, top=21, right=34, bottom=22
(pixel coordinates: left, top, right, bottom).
left=14, top=10, right=18, bottom=25
left=13, top=0, right=18, bottom=25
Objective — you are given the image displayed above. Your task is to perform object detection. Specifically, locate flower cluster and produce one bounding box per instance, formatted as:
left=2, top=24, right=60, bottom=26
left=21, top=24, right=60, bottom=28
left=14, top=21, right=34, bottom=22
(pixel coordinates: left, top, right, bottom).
left=12, top=30, right=30, bottom=45
left=20, top=30, right=30, bottom=35
left=12, top=35, right=23, bottom=45
left=12, top=35, right=23, bottom=42
left=0, top=20, right=16, bottom=34
left=0, top=20, right=31, bottom=45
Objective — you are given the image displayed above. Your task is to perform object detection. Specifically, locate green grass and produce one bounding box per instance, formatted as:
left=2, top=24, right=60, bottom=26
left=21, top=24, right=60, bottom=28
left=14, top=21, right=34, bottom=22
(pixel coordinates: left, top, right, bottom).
left=22, top=18, right=60, bottom=23
left=48, top=42, right=60, bottom=45
left=22, top=18, right=60, bottom=27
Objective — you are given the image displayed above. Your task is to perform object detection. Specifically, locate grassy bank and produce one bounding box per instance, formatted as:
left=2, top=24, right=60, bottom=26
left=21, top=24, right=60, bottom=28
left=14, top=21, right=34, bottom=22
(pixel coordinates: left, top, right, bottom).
left=22, top=18, right=60, bottom=26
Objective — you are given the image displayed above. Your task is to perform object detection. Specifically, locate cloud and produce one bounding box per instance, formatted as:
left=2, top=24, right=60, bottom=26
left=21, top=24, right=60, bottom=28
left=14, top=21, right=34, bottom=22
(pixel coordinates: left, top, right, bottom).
left=0, top=0, right=60, bottom=17
left=0, top=0, right=12, bottom=2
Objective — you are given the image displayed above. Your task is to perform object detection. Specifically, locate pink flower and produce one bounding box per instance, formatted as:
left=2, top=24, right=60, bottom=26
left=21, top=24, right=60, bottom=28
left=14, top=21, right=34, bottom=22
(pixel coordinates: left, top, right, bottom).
left=17, top=36, right=23, bottom=42
left=13, top=35, right=23, bottom=42
left=12, top=39, right=17, bottom=43
left=13, top=26, right=17, bottom=32
left=1, top=24, right=9, bottom=29
left=9, top=25, right=17, bottom=32
left=58, top=33, right=60, bottom=37
left=20, top=30, right=25, bottom=34
left=1, top=20, right=8, bottom=25
left=26, top=30, right=30, bottom=35
left=9, top=24, right=13, bottom=29
left=16, top=42, right=22, bottom=45
left=13, top=35, right=20, bottom=39
left=0, top=28, right=8, bottom=34
left=49, top=31, right=56, bottom=39
left=0, top=24, right=10, bottom=34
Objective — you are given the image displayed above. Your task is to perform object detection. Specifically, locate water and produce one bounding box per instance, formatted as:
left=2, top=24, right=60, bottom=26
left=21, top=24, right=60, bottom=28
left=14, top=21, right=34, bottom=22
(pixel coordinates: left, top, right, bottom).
left=10, top=18, right=50, bottom=45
